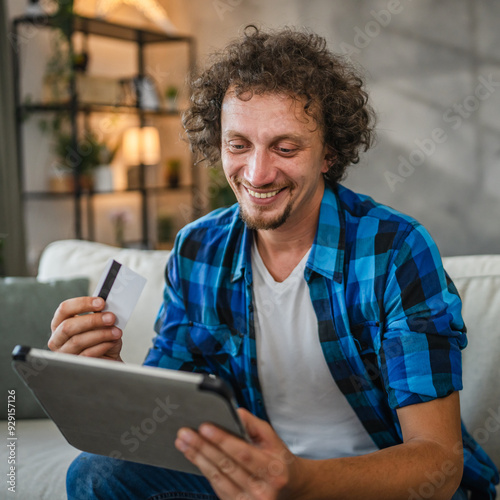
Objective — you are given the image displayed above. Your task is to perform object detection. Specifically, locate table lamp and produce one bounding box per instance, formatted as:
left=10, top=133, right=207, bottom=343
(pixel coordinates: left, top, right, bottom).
left=123, top=126, right=161, bottom=189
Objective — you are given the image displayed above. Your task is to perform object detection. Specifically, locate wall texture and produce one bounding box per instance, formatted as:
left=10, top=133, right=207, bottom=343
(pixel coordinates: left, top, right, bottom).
left=178, top=0, right=500, bottom=257
left=7, top=0, right=500, bottom=260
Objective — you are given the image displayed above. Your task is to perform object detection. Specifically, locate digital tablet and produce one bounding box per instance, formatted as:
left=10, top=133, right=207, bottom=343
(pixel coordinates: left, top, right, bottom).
left=11, top=346, right=248, bottom=475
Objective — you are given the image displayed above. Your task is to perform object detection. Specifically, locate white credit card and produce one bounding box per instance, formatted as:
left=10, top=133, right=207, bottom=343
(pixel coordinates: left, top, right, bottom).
left=92, top=259, right=147, bottom=330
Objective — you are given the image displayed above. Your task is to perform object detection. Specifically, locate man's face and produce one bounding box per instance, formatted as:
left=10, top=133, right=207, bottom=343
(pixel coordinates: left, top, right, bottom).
left=220, top=91, right=329, bottom=232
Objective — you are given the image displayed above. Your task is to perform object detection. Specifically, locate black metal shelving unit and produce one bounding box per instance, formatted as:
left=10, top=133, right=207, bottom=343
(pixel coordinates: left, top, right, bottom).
left=11, top=14, right=197, bottom=249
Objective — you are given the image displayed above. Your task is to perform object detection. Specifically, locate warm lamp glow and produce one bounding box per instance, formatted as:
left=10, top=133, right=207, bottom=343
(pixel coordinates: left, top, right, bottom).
left=123, top=127, right=161, bottom=165
left=93, top=0, right=178, bottom=34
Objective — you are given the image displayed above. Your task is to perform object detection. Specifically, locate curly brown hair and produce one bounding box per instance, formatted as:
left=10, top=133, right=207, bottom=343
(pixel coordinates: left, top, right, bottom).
left=182, top=25, right=375, bottom=184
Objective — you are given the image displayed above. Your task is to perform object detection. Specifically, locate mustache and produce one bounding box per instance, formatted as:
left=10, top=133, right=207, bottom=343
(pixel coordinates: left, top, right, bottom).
left=233, top=178, right=291, bottom=191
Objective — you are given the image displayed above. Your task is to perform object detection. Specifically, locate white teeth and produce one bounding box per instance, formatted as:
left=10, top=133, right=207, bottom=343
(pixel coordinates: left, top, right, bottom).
left=247, top=188, right=281, bottom=199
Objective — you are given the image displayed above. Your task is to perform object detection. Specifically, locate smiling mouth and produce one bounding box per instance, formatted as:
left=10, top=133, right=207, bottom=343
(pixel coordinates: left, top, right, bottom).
left=246, top=187, right=284, bottom=199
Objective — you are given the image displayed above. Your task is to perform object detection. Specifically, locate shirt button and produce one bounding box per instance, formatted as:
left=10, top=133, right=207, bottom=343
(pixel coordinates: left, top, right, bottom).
left=248, top=304, right=254, bottom=312
left=257, top=399, right=262, bottom=406
left=238, top=331, right=245, bottom=338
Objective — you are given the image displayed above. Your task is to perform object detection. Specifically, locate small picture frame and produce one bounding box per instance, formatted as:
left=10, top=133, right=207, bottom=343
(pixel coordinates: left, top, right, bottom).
left=119, top=75, right=160, bottom=110
left=133, top=76, right=160, bottom=110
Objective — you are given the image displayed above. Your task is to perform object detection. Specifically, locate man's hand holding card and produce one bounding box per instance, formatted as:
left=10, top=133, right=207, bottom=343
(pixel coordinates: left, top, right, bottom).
left=92, top=259, right=147, bottom=330
left=48, top=259, right=147, bottom=361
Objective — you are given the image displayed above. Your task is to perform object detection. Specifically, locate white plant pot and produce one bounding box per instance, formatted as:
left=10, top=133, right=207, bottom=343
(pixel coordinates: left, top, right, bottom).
left=94, top=165, right=114, bottom=192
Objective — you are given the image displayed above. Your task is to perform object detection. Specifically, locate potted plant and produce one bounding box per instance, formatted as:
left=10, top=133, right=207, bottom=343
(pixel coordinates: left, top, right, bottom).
left=208, top=164, right=236, bottom=210
left=53, top=131, right=110, bottom=191
left=157, top=214, right=175, bottom=249
left=42, top=0, right=75, bottom=103
left=165, top=158, right=181, bottom=188
left=165, top=85, right=178, bottom=111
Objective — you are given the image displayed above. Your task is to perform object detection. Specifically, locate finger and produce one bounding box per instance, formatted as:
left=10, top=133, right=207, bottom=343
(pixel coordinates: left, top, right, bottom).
left=237, top=409, right=296, bottom=466
left=237, top=408, right=280, bottom=447
left=51, top=297, right=105, bottom=332
left=199, top=421, right=293, bottom=489
left=179, top=425, right=276, bottom=498
left=177, top=428, right=250, bottom=484
left=48, top=311, right=117, bottom=350
left=198, top=423, right=262, bottom=471
left=80, top=339, right=123, bottom=360
left=176, top=430, right=252, bottom=500
left=56, top=327, right=122, bottom=355
left=188, top=451, right=245, bottom=500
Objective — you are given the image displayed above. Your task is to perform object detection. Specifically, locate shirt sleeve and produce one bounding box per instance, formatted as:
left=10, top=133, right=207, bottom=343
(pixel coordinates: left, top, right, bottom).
left=380, top=222, right=467, bottom=410
left=142, top=240, right=210, bottom=374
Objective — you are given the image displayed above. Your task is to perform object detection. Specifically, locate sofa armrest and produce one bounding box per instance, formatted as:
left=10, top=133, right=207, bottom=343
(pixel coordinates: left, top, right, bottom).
left=442, top=254, right=500, bottom=470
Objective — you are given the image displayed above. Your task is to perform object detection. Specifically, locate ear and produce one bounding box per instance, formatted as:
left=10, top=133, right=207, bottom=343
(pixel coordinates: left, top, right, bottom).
left=322, top=147, right=336, bottom=174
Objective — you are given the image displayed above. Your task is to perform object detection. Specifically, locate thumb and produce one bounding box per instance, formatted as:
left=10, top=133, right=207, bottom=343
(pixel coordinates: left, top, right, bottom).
left=237, top=407, right=281, bottom=448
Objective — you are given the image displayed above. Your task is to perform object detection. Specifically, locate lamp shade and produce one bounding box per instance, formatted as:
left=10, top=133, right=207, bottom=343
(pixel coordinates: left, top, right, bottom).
left=123, top=126, right=161, bottom=165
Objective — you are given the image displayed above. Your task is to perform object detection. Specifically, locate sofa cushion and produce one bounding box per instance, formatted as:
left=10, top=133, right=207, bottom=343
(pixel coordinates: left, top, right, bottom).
left=15, top=418, right=81, bottom=500
left=0, top=277, right=89, bottom=419
left=37, top=240, right=170, bottom=365
left=443, top=255, right=500, bottom=470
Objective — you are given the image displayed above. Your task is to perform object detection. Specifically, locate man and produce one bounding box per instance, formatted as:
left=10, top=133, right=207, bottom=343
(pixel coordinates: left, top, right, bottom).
left=49, top=26, right=498, bottom=499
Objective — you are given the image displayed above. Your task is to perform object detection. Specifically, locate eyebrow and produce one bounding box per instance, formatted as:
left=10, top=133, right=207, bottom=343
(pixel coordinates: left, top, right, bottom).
left=222, top=130, right=308, bottom=145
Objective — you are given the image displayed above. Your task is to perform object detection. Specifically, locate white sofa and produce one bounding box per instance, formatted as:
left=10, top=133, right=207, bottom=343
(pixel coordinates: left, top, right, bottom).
left=3, top=240, right=500, bottom=499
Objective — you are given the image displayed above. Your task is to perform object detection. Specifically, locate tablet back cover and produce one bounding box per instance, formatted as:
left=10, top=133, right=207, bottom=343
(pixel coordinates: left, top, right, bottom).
left=12, top=347, right=245, bottom=475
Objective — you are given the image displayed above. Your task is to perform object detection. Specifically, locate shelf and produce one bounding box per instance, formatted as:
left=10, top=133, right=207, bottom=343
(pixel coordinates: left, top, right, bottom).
left=23, top=185, right=193, bottom=199
left=22, top=191, right=74, bottom=200
left=95, top=186, right=193, bottom=195
left=13, top=12, right=197, bottom=249
left=13, top=14, right=192, bottom=44
left=20, top=102, right=181, bottom=117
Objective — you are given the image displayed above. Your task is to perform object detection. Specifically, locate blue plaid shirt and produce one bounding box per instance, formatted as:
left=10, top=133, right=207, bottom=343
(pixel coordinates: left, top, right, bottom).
left=144, top=184, right=498, bottom=497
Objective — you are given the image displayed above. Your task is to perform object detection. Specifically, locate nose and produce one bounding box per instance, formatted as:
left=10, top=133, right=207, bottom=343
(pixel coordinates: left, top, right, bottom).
left=243, top=148, right=277, bottom=187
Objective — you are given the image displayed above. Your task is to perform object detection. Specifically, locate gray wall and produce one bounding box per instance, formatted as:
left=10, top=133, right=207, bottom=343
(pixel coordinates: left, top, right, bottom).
left=7, top=0, right=500, bottom=259
left=180, top=0, right=500, bottom=257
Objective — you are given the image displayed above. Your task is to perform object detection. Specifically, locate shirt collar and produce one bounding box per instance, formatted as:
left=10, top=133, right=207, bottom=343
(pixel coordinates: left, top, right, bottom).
left=306, top=184, right=345, bottom=283
left=230, top=183, right=345, bottom=284
left=230, top=206, right=252, bottom=283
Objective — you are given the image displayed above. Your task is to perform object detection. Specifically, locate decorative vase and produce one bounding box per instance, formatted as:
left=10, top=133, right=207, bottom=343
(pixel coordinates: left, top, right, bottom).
left=49, top=170, right=74, bottom=193
left=94, top=165, right=114, bottom=192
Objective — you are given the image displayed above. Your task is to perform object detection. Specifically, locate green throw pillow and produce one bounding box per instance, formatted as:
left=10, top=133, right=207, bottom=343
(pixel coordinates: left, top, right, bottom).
left=0, top=277, right=89, bottom=419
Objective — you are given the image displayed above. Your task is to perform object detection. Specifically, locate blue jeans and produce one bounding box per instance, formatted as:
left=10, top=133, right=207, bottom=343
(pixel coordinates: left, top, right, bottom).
left=67, top=452, right=470, bottom=500
left=67, top=453, right=218, bottom=500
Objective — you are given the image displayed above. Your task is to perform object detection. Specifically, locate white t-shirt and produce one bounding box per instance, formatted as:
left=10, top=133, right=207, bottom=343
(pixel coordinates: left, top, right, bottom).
left=252, top=241, right=379, bottom=459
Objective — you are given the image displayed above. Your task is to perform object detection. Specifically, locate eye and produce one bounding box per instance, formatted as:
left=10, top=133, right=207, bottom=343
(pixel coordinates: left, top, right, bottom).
left=227, top=140, right=249, bottom=153
left=274, top=144, right=298, bottom=156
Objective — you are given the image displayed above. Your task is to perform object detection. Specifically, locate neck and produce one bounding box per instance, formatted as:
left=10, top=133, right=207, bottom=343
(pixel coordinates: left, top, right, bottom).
left=254, top=187, right=324, bottom=282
